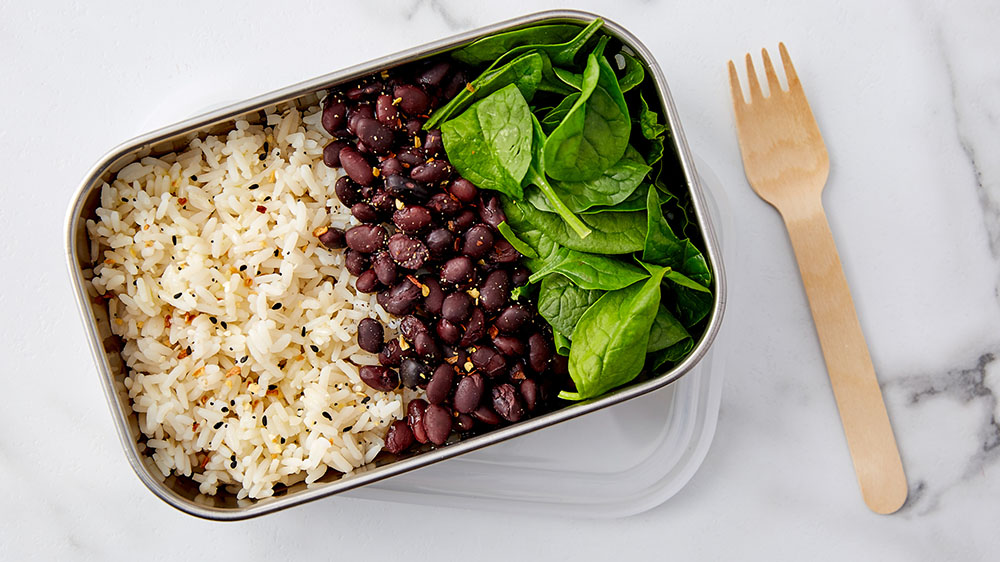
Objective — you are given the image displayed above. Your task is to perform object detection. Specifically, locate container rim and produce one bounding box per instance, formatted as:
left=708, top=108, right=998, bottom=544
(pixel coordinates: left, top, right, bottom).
left=64, top=8, right=726, bottom=521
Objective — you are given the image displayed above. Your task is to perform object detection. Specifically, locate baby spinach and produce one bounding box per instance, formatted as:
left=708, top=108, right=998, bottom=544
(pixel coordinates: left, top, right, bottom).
left=543, top=51, right=631, bottom=182
left=643, top=187, right=686, bottom=268
left=441, top=84, right=533, bottom=198
left=638, top=91, right=668, bottom=140
left=497, top=221, right=538, bottom=258
left=646, top=304, right=690, bottom=354
left=425, top=51, right=543, bottom=130
left=554, top=330, right=572, bottom=356
left=553, top=67, right=583, bottom=90
left=528, top=246, right=649, bottom=291
left=537, top=274, right=603, bottom=339
left=451, top=24, right=583, bottom=65
left=522, top=115, right=592, bottom=238
left=503, top=192, right=647, bottom=254
left=540, top=92, right=580, bottom=133
left=524, top=146, right=648, bottom=213
left=617, top=53, right=645, bottom=93
left=562, top=267, right=667, bottom=401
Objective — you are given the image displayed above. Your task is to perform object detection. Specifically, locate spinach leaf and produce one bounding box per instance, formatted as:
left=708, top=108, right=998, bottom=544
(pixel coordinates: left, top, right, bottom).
left=540, top=92, right=580, bottom=133
left=554, top=330, right=572, bottom=356
left=547, top=18, right=604, bottom=66
left=578, top=183, right=650, bottom=213
left=522, top=115, right=592, bottom=238
left=643, top=186, right=686, bottom=267
left=638, top=91, right=668, bottom=140
left=536, top=51, right=578, bottom=95
left=647, top=338, right=695, bottom=371
left=646, top=304, right=690, bottom=354
left=644, top=135, right=665, bottom=166
left=553, top=67, right=582, bottom=90
left=503, top=192, right=647, bottom=254
left=451, top=24, right=583, bottom=65
left=616, top=53, right=644, bottom=93
left=528, top=246, right=649, bottom=291
left=425, top=51, right=543, bottom=130
left=536, top=274, right=603, bottom=339
left=543, top=51, right=631, bottom=181
left=497, top=221, right=538, bottom=258
left=662, top=267, right=713, bottom=328
left=551, top=145, right=650, bottom=211
left=441, top=84, right=533, bottom=198
left=561, top=266, right=667, bottom=401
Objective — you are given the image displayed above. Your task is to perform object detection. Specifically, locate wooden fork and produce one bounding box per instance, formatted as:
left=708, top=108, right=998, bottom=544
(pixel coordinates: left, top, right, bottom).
left=728, top=44, right=907, bottom=514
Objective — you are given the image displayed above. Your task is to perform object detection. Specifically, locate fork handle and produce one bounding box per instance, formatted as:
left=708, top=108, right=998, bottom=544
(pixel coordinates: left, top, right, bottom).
left=780, top=197, right=908, bottom=514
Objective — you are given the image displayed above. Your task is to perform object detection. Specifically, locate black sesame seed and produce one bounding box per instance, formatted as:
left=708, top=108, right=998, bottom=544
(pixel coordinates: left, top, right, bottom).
left=249, top=183, right=259, bottom=190
left=268, top=384, right=277, bottom=390
left=264, top=196, right=271, bottom=201
left=280, top=437, right=286, bottom=444
left=322, top=411, right=332, bottom=420
left=271, top=302, right=282, bottom=310
left=263, top=142, right=269, bottom=152
left=300, top=327, right=306, bottom=337
left=121, top=197, right=128, bottom=203
left=273, top=249, right=279, bottom=257
left=230, top=400, right=235, bottom=406
left=259, top=153, right=266, bottom=161
left=342, top=425, right=353, bottom=432
left=262, top=416, right=268, bottom=427
left=240, top=356, right=248, bottom=363
left=171, top=235, right=177, bottom=244
left=239, top=264, right=247, bottom=271
left=190, top=175, right=198, bottom=181
left=220, top=321, right=228, bottom=329
left=310, top=345, right=319, bottom=353
left=173, top=293, right=182, bottom=299
left=231, top=461, right=237, bottom=468
left=221, top=407, right=229, bottom=412
left=361, top=396, right=371, bottom=404
left=209, top=317, right=217, bottom=324
left=213, top=421, right=223, bottom=429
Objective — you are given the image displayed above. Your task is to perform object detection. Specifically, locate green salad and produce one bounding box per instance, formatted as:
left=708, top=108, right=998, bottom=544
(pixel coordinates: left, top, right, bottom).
left=430, top=19, right=713, bottom=401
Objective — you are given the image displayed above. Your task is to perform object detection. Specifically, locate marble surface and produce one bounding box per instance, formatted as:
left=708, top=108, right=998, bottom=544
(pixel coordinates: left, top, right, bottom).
left=2, top=0, right=998, bottom=559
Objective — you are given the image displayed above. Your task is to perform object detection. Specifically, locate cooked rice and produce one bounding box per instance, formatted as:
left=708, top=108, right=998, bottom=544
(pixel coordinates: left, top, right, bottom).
left=86, top=102, right=416, bottom=500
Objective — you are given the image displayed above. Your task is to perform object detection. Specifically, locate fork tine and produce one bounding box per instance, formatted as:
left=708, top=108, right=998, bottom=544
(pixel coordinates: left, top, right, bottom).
left=728, top=60, right=746, bottom=106
left=744, top=53, right=763, bottom=101
left=761, top=48, right=782, bottom=95
left=778, top=42, right=800, bottom=90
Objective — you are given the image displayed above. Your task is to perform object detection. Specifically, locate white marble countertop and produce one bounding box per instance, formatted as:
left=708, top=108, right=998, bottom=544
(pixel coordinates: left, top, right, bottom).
left=3, top=0, right=998, bottom=559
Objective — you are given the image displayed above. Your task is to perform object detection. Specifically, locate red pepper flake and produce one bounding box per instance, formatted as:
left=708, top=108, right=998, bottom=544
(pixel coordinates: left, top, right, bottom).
left=184, top=312, right=196, bottom=324
left=177, top=197, right=187, bottom=205
left=256, top=205, right=267, bottom=213
left=164, top=315, right=172, bottom=328
left=200, top=454, right=211, bottom=469
left=177, top=347, right=189, bottom=359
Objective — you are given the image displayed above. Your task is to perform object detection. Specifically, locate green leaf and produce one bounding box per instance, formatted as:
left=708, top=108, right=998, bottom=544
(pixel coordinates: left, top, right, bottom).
left=554, top=330, right=572, bottom=356
left=523, top=115, right=592, bottom=238
left=547, top=18, right=604, bottom=66
left=540, top=92, right=580, bottom=133
left=497, top=221, right=538, bottom=258
left=451, top=24, right=583, bottom=65
left=425, top=52, right=543, bottom=130
left=537, top=274, right=603, bottom=339
left=638, top=91, right=668, bottom=140
left=646, top=304, right=690, bottom=354
left=528, top=247, right=649, bottom=291
left=643, top=186, right=686, bottom=267
left=546, top=145, right=650, bottom=213
left=561, top=267, right=668, bottom=401
left=542, top=51, right=631, bottom=182
left=576, top=183, right=650, bottom=214
left=617, top=53, right=645, bottom=93
left=502, top=192, right=647, bottom=254
left=553, top=67, right=582, bottom=90
left=441, top=84, right=533, bottom=198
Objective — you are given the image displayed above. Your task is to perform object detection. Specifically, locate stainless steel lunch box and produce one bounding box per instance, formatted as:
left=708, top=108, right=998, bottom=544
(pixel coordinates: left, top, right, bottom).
left=64, top=9, right=727, bottom=520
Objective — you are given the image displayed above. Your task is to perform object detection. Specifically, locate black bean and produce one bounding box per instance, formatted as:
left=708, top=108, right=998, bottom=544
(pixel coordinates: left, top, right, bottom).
left=322, top=98, right=347, bottom=134
left=417, top=62, right=451, bottom=88
left=442, top=71, right=468, bottom=100
left=347, top=104, right=375, bottom=134
left=379, top=157, right=404, bottom=178
left=450, top=209, right=477, bottom=233
left=528, top=332, right=553, bottom=372
left=455, top=413, right=475, bottom=432
left=377, top=278, right=422, bottom=315
left=394, top=84, right=430, bottom=115
left=479, top=270, right=510, bottom=311
left=553, top=352, right=569, bottom=375
left=511, top=266, right=530, bottom=287
left=491, top=383, right=524, bottom=422
left=492, top=335, right=525, bottom=357
left=471, top=346, right=506, bottom=377
left=441, top=292, right=472, bottom=323
left=387, top=233, right=429, bottom=269
left=345, top=85, right=365, bottom=101
left=378, top=338, right=406, bottom=367
left=419, top=275, right=444, bottom=315
left=508, top=360, right=528, bottom=382
left=449, top=178, right=478, bottom=203
left=425, top=228, right=455, bottom=258
left=385, top=174, right=431, bottom=203
left=339, top=147, right=376, bottom=186
left=436, top=317, right=461, bottom=344
left=317, top=227, right=346, bottom=249
left=460, top=307, right=486, bottom=346
left=454, top=373, right=485, bottom=414
left=344, top=249, right=369, bottom=276
left=383, top=419, right=414, bottom=454
left=322, top=140, right=350, bottom=167
left=370, top=190, right=395, bottom=215
left=399, top=358, right=430, bottom=388
left=355, top=269, right=380, bottom=293
left=351, top=202, right=380, bottom=224
left=399, top=315, right=427, bottom=340
left=423, top=129, right=444, bottom=156
left=359, top=365, right=399, bottom=392
left=413, top=331, right=439, bottom=361
left=426, top=364, right=454, bottom=405
left=335, top=176, right=363, bottom=206
left=375, top=93, right=399, bottom=125
left=489, top=239, right=519, bottom=264
left=462, top=225, right=494, bottom=259
left=496, top=305, right=531, bottom=333
left=396, top=146, right=425, bottom=167
left=407, top=399, right=428, bottom=444
left=372, top=251, right=397, bottom=285
left=410, top=159, right=453, bottom=183
left=441, top=344, right=467, bottom=370
left=472, top=404, right=499, bottom=425
left=357, top=318, right=384, bottom=353
left=440, top=256, right=474, bottom=286
left=355, top=118, right=395, bottom=154
left=423, top=403, right=452, bottom=445
left=361, top=81, right=383, bottom=97
left=478, top=192, right=506, bottom=227
left=345, top=225, right=387, bottom=253
left=392, top=205, right=432, bottom=233
left=404, top=118, right=423, bottom=138
left=427, top=192, right=462, bottom=216
left=520, top=379, right=539, bottom=412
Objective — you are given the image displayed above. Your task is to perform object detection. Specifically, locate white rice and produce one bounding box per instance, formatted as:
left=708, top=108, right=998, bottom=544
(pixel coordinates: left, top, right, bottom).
left=86, top=102, right=416, bottom=500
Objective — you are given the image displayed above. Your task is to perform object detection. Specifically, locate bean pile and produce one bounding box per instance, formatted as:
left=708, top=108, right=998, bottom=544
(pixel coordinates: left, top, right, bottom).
left=312, top=61, right=566, bottom=454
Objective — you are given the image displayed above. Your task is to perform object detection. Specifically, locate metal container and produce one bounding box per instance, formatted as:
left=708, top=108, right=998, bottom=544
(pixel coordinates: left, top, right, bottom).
left=64, top=9, right=727, bottom=520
